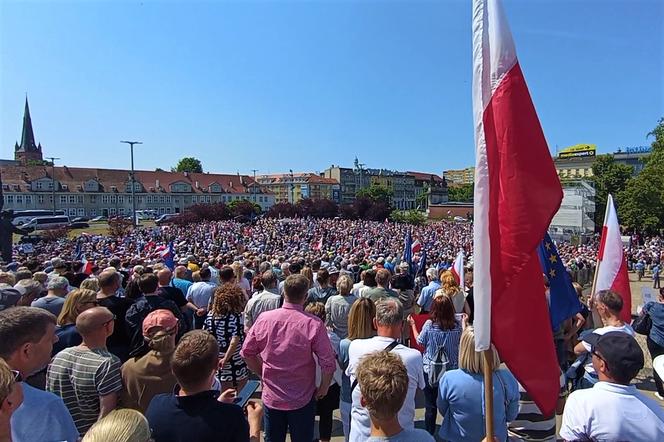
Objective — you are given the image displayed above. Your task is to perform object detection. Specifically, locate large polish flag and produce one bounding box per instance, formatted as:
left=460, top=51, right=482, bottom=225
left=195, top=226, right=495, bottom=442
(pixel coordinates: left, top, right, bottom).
left=472, top=0, right=563, bottom=415
left=595, top=194, right=632, bottom=323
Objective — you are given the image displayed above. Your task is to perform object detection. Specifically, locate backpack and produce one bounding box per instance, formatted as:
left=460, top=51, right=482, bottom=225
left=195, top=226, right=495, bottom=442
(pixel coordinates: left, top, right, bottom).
left=427, top=345, right=450, bottom=386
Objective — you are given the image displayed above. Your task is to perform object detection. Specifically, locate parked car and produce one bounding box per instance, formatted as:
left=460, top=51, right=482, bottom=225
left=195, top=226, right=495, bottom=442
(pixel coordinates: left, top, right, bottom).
left=71, top=216, right=90, bottom=222
left=68, top=222, right=90, bottom=229
left=90, top=216, right=108, bottom=222
left=155, top=214, right=177, bottom=225
left=18, top=215, right=71, bottom=232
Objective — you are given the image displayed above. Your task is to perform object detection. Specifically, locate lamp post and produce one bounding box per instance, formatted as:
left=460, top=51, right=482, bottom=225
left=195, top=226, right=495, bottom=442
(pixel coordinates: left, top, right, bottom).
left=45, top=157, right=60, bottom=214
left=251, top=169, right=258, bottom=204
left=121, top=141, right=142, bottom=227
left=289, top=169, right=294, bottom=204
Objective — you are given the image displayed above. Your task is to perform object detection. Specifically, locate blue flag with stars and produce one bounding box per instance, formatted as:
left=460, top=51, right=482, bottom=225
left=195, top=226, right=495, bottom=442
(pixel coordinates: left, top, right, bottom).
left=538, top=233, right=583, bottom=330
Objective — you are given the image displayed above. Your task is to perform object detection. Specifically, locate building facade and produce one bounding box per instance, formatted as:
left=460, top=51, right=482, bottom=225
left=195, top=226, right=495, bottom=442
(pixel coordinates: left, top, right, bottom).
left=0, top=166, right=275, bottom=217
left=549, top=181, right=596, bottom=238
left=255, top=173, right=340, bottom=204
left=443, top=167, right=475, bottom=185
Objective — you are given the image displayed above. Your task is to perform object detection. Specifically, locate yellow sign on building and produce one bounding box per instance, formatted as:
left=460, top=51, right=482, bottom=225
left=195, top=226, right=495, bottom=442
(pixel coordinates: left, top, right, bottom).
left=558, top=144, right=596, bottom=159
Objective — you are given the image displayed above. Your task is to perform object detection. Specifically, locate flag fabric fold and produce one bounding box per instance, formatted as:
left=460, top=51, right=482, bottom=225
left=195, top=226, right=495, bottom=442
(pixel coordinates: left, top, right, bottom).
left=161, top=242, right=175, bottom=271
left=472, top=0, right=563, bottom=416
left=403, top=230, right=413, bottom=273
left=538, top=233, right=583, bottom=330
left=595, top=194, right=632, bottom=323
left=451, top=250, right=466, bottom=291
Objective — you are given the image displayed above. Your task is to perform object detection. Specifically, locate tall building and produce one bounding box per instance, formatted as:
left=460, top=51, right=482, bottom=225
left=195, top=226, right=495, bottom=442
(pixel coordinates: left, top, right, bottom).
left=553, top=144, right=596, bottom=180
left=14, top=97, right=44, bottom=165
left=255, top=173, right=340, bottom=204
left=443, top=167, right=475, bottom=185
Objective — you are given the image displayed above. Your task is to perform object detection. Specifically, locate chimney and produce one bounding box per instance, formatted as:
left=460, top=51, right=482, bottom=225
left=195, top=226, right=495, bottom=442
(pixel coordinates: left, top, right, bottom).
left=195, top=181, right=200, bottom=189
left=229, top=181, right=233, bottom=188
left=184, top=171, right=189, bottom=177
left=156, top=179, right=160, bottom=188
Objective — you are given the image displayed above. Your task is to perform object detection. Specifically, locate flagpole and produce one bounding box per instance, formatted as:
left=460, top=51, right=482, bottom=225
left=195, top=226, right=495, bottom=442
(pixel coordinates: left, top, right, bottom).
left=590, top=195, right=612, bottom=327
left=482, top=349, right=495, bottom=440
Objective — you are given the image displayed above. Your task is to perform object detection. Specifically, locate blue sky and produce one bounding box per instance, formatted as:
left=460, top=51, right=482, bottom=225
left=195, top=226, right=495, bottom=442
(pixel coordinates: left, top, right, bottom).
left=1, top=0, right=662, bottom=176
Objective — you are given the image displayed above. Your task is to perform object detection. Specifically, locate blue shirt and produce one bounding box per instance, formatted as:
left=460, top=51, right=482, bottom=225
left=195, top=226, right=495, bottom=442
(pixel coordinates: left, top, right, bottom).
left=645, top=302, right=664, bottom=347
left=11, top=382, right=79, bottom=442
left=172, top=278, right=193, bottom=297
left=416, top=320, right=462, bottom=374
left=437, top=369, right=519, bottom=442
left=417, top=280, right=441, bottom=312
left=52, top=323, right=82, bottom=356
left=339, top=338, right=352, bottom=403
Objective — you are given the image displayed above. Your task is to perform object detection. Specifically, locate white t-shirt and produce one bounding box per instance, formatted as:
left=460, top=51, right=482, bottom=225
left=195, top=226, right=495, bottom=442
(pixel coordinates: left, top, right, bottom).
left=582, top=323, right=635, bottom=375
left=346, top=336, right=425, bottom=442
left=560, top=382, right=664, bottom=441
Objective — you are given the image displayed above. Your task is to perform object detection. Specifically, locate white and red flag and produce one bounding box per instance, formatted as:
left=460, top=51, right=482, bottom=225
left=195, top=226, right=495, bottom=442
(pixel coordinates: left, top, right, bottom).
left=451, top=250, right=465, bottom=291
left=595, top=194, right=632, bottom=323
left=80, top=255, right=93, bottom=275
left=472, top=0, right=563, bottom=415
left=411, top=239, right=422, bottom=254
left=315, top=236, right=324, bottom=251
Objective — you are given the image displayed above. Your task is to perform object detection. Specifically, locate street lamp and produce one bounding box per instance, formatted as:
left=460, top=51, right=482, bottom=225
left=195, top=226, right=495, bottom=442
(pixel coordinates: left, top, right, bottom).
left=251, top=169, right=258, bottom=203
left=289, top=169, right=294, bottom=204
left=121, top=141, right=142, bottom=227
left=46, top=157, right=60, bottom=215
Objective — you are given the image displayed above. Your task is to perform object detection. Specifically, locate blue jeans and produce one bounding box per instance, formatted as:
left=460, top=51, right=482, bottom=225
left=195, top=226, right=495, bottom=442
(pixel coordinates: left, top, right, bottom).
left=264, top=396, right=316, bottom=442
left=423, top=373, right=438, bottom=435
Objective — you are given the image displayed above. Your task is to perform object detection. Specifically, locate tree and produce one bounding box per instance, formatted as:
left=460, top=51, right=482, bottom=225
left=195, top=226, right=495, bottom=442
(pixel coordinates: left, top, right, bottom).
left=617, top=118, right=664, bottom=233
left=447, top=183, right=473, bottom=202
left=228, top=200, right=261, bottom=219
left=591, top=154, right=633, bottom=229
left=356, top=184, right=393, bottom=206
left=266, top=202, right=298, bottom=218
left=390, top=209, right=427, bottom=225
left=172, top=157, right=203, bottom=173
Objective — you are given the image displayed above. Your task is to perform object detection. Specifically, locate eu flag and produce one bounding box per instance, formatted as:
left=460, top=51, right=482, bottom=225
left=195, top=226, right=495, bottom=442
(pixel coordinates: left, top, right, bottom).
left=538, top=233, right=583, bottom=330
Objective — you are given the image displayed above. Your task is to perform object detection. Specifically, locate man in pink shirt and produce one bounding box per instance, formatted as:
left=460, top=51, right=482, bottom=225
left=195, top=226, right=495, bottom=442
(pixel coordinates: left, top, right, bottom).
left=241, top=274, right=336, bottom=442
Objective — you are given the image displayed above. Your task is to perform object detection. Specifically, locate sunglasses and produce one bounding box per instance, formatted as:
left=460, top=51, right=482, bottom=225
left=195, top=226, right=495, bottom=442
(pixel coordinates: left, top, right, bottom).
left=11, top=370, right=22, bottom=383
left=102, top=314, right=116, bottom=326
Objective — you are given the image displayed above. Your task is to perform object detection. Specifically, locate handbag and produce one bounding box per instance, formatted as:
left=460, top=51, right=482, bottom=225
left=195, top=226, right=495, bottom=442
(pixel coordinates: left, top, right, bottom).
left=632, top=311, right=652, bottom=336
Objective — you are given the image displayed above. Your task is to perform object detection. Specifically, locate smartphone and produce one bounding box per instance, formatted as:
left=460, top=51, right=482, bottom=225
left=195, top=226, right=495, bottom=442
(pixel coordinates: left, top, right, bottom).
left=233, top=380, right=260, bottom=408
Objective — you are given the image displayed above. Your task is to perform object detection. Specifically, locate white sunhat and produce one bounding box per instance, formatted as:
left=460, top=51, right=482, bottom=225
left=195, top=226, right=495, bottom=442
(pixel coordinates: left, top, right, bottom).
left=654, top=355, right=664, bottom=382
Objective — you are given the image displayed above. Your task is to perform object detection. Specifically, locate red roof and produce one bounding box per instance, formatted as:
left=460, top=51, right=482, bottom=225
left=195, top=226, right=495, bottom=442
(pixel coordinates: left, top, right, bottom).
left=0, top=165, right=270, bottom=194
left=407, top=171, right=445, bottom=183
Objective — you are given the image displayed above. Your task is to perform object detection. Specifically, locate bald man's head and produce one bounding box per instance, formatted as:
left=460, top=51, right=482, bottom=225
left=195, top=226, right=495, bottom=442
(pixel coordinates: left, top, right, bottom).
left=174, top=266, right=187, bottom=278
left=76, top=307, right=114, bottom=337
left=158, top=268, right=172, bottom=285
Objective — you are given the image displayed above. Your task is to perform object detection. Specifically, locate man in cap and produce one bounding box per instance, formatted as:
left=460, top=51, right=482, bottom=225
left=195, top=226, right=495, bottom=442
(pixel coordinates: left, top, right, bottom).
left=560, top=332, right=664, bottom=440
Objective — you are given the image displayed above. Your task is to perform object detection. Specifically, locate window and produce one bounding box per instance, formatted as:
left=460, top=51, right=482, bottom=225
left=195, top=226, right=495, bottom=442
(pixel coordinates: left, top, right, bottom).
left=69, top=196, right=76, bottom=204
left=127, top=196, right=132, bottom=203
left=60, top=196, right=67, bottom=204
left=166, top=207, right=172, bottom=213
left=159, top=207, right=165, bottom=214
left=90, top=195, right=97, bottom=203
left=25, top=195, right=32, bottom=204
left=77, top=195, right=83, bottom=204
left=118, top=195, right=124, bottom=203
left=5, top=195, right=13, bottom=204
left=36, top=182, right=43, bottom=190
left=109, top=208, right=116, bottom=215
left=110, top=195, right=117, bottom=204
left=90, top=209, right=97, bottom=216
left=69, top=209, right=77, bottom=216
left=16, top=195, right=23, bottom=204
left=192, top=196, right=197, bottom=203
left=166, top=195, right=172, bottom=203
left=38, top=195, right=44, bottom=204
left=146, top=196, right=152, bottom=203
left=102, top=195, right=109, bottom=204
left=205, top=195, right=211, bottom=203
left=77, top=208, right=85, bottom=216
left=118, top=208, right=125, bottom=215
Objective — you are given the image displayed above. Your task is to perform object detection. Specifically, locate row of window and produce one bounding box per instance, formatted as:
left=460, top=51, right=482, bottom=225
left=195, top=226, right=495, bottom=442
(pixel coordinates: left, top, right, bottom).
left=3, top=194, right=272, bottom=207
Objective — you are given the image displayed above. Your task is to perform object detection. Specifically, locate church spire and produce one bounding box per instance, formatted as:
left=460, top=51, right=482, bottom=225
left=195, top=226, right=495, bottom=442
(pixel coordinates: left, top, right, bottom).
left=14, top=96, right=44, bottom=164
left=16, top=96, right=38, bottom=153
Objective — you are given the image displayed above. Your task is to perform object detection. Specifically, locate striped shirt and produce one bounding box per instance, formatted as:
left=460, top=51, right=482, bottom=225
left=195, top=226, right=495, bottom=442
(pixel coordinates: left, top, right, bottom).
left=507, top=371, right=566, bottom=441
left=416, top=319, right=462, bottom=374
left=47, top=347, right=122, bottom=435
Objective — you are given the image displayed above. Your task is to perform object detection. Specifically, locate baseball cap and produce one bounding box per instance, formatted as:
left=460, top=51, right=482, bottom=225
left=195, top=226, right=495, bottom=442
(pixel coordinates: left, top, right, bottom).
left=327, top=266, right=340, bottom=275
left=142, top=309, right=178, bottom=336
left=584, top=331, right=644, bottom=382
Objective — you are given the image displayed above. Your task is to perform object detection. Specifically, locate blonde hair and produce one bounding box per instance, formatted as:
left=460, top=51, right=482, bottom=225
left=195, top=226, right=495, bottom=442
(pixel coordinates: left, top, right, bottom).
left=356, top=351, right=408, bottom=421
left=301, top=267, right=314, bottom=289
left=0, top=358, right=16, bottom=404
left=458, top=326, right=500, bottom=374
left=57, top=289, right=98, bottom=326
left=80, top=278, right=100, bottom=292
left=440, top=270, right=459, bottom=296
left=347, top=297, right=376, bottom=340
left=0, top=272, right=15, bottom=286
left=305, top=302, right=326, bottom=321
left=32, top=271, right=48, bottom=284
left=82, top=408, right=151, bottom=442
left=336, top=274, right=353, bottom=296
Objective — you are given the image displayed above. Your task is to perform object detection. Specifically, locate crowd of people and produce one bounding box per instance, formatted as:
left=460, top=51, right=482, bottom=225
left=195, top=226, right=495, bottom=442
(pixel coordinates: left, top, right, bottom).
left=0, top=217, right=663, bottom=441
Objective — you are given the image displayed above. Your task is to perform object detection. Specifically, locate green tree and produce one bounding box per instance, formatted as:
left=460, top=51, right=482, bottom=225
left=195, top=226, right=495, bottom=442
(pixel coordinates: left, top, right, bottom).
left=172, top=157, right=203, bottom=173
left=356, top=184, right=393, bottom=205
left=390, top=209, right=427, bottom=225
left=617, top=118, right=664, bottom=233
left=447, top=183, right=473, bottom=202
left=590, top=154, right=633, bottom=228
